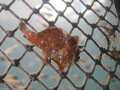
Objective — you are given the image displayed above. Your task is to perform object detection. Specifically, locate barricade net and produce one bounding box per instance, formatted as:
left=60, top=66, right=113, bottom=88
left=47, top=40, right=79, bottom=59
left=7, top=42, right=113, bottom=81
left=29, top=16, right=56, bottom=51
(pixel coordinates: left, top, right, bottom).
left=0, top=0, right=120, bottom=90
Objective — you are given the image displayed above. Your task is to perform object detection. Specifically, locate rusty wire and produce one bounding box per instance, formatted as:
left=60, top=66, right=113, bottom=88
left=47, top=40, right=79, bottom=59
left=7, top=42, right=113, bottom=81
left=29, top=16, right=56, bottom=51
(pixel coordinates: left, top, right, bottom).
left=0, top=0, right=120, bottom=90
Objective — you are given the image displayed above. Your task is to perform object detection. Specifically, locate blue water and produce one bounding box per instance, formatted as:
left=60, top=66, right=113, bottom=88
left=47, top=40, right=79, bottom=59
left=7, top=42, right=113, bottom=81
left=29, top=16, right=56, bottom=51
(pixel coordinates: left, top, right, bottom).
left=0, top=0, right=120, bottom=90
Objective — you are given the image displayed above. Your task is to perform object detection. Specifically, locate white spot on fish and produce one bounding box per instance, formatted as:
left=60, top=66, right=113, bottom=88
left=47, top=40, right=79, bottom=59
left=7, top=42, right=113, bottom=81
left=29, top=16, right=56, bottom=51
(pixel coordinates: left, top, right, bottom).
left=41, top=41, right=44, bottom=44
left=48, top=38, right=50, bottom=41
left=60, top=60, right=62, bottom=64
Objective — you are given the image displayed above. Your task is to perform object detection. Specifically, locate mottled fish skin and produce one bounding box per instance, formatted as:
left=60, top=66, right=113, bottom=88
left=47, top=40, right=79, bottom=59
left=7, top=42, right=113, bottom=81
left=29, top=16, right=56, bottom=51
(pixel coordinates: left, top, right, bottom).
left=19, top=22, right=80, bottom=72
left=113, top=0, right=120, bottom=20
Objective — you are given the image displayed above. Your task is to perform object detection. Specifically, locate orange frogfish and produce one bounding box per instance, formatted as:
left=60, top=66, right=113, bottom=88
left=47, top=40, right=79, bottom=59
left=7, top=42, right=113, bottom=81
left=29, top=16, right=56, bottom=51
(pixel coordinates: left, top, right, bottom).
left=18, top=22, right=80, bottom=72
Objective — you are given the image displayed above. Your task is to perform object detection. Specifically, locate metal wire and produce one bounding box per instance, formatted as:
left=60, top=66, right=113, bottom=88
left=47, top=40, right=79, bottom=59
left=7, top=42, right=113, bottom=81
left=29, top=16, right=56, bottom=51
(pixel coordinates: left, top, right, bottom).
left=0, top=0, right=120, bottom=90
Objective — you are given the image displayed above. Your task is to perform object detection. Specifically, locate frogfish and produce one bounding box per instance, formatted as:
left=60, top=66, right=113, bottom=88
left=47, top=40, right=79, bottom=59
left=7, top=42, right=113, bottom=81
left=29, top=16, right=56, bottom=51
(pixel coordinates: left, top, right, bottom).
left=18, top=22, right=80, bottom=72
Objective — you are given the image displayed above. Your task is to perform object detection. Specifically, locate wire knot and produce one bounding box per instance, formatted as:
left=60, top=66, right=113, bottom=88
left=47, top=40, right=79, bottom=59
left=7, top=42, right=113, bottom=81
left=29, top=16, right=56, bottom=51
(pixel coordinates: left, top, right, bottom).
left=95, top=59, right=101, bottom=65
left=0, top=75, right=4, bottom=83
left=108, top=71, right=115, bottom=78
left=25, top=44, right=34, bottom=52
left=59, top=72, right=66, bottom=79
left=72, top=22, right=78, bottom=28
left=33, top=8, right=39, bottom=14
left=66, top=2, right=71, bottom=7
left=42, top=0, right=49, bottom=3
left=85, top=72, right=92, bottom=79
left=48, top=21, right=55, bottom=27
left=1, top=4, right=9, bottom=11
left=100, top=47, right=107, bottom=53
left=12, top=59, right=20, bottom=67
left=6, top=30, right=15, bottom=37
left=29, top=73, right=37, bottom=81
left=58, top=11, right=63, bottom=17
left=103, top=84, right=110, bottom=90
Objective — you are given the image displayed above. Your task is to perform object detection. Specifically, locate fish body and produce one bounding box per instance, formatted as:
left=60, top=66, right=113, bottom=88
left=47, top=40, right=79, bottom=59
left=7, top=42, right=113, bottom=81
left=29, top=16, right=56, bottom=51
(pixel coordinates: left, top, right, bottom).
left=19, top=22, right=80, bottom=72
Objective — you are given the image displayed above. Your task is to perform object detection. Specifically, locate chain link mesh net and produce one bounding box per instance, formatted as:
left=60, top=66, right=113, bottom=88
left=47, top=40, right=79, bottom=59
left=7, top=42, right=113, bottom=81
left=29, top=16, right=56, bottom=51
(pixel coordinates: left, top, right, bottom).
left=0, top=0, right=120, bottom=90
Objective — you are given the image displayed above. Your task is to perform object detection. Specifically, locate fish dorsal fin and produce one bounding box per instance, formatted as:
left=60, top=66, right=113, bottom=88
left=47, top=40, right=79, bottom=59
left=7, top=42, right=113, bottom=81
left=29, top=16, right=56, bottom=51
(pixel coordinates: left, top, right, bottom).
left=73, top=36, right=79, bottom=43
left=19, top=22, right=29, bottom=33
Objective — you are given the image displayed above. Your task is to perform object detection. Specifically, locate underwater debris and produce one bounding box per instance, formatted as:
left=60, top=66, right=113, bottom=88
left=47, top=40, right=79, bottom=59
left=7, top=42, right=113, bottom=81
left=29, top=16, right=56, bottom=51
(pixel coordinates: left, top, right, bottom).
left=49, top=75, right=59, bottom=80
left=4, top=74, right=18, bottom=80
left=5, top=44, right=18, bottom=56
left=38, top=73, right=48, bottom=79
